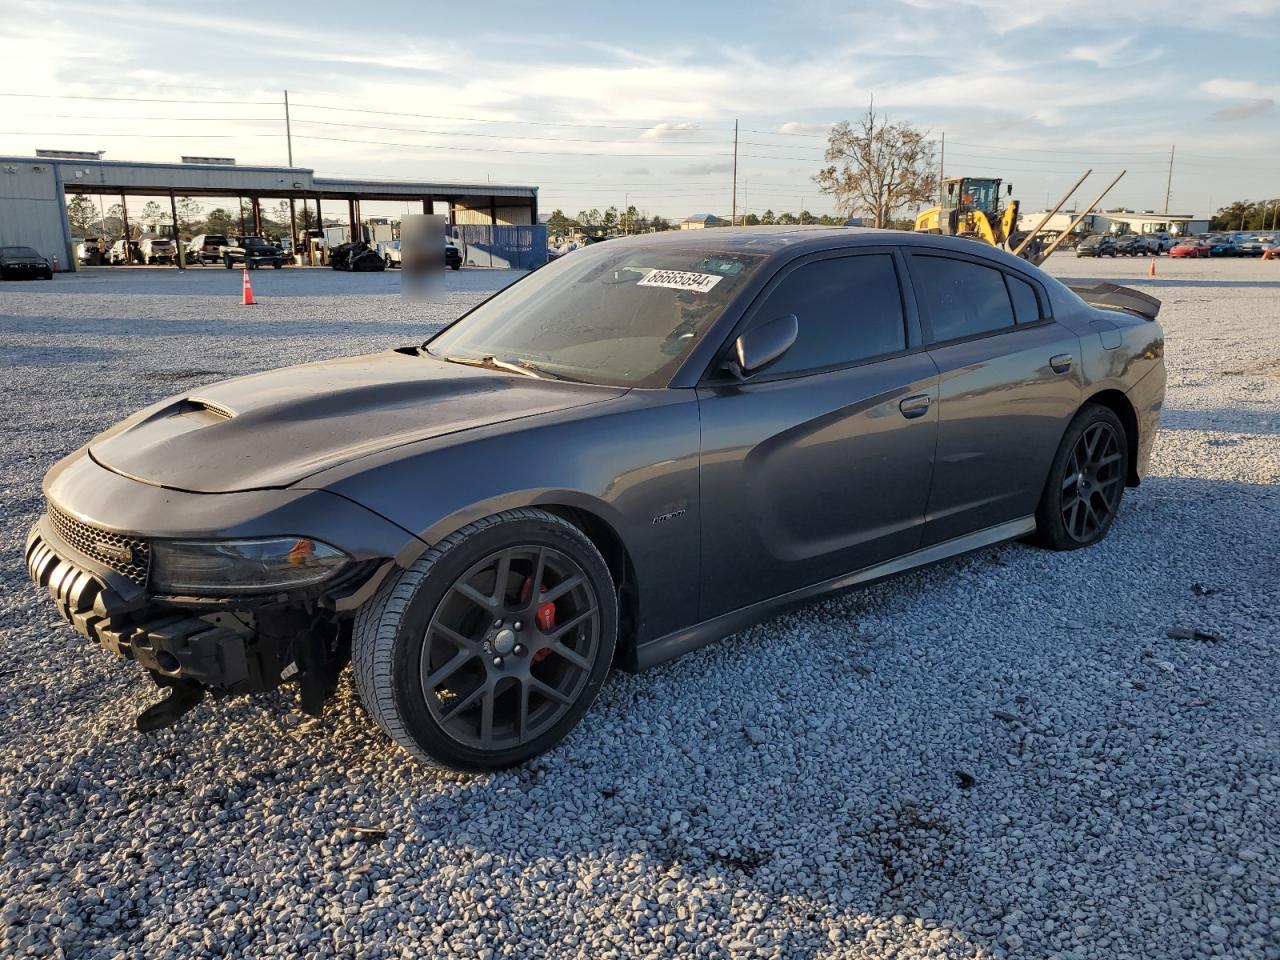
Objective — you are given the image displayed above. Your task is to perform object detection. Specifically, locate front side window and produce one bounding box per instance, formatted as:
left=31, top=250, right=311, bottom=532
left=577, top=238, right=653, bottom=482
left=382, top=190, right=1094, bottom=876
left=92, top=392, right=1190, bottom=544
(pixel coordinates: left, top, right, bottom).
left=428, top=244, right=766, bottom=387
left=911, top=255, right=1016, bottom=342
left=744, top=254, right=906, bottom=377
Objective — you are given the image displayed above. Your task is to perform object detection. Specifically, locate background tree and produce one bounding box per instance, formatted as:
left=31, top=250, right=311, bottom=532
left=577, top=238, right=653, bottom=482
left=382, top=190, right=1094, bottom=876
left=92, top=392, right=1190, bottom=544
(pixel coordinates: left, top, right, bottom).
left=815, top=100, right=937, bottom=228
left=777, top=211, right=798, bottom=225
left=175, top=197, right=204, bottom=235
left=623, top=205, right=641, bottom=234
left=204, top=208, right=236, bottom=236
left=66, top=194, right=99, bottom=236
left=649, top=215, right=671, bottom=232
left=104, top=202, right=126, bottom=237
left=1211, top=199, right=1280, bottom=232
left=744, top=213, right=761, bottom=226
left=546, top=209, right=579, bottom=236
left=760, top=209, right=776, bottom=225
left=139, top=200, right=167, bottom=233
left=602, top=206, right=620, bottom=233
left=797, top=210, right=815, bottom=225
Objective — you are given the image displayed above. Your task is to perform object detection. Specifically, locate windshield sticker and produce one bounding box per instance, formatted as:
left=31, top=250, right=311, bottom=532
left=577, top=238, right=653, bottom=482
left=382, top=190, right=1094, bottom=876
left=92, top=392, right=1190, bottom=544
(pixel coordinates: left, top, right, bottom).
left=637, top=270, right=723, bottom=294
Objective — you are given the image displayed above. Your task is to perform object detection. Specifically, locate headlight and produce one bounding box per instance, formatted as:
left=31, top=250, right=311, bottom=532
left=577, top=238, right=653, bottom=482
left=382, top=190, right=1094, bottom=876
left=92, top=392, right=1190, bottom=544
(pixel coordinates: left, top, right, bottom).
left=150, top=537, right=350, bottom=595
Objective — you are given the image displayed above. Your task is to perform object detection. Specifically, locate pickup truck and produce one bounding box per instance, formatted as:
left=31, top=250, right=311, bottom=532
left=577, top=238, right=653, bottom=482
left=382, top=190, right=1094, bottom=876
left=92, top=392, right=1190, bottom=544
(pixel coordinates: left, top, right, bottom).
left=222, top=236, right=284, bottom=269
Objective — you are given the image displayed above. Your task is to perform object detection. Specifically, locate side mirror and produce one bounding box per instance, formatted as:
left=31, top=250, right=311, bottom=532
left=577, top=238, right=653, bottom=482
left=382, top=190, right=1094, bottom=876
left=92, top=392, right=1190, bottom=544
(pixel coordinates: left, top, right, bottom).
left=725, top=314, right=799, bottom=380
left=1007, top=184, right=1014, bottom=195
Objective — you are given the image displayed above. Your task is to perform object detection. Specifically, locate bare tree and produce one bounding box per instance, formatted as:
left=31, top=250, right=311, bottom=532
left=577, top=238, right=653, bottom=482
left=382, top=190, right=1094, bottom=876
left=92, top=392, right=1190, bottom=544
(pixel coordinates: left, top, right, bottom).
left=814, top=100, right=937, bottom=228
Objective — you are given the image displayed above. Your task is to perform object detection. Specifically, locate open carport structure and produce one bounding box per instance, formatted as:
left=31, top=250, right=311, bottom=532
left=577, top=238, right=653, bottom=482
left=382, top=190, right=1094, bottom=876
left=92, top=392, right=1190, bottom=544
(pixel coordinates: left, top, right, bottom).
left=0, top=154, right=538, bottom=269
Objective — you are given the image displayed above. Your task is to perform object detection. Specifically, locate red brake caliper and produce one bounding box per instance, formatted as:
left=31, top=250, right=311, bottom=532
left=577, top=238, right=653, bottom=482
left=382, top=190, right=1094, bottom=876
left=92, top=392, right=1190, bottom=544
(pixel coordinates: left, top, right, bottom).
left=519, top=576, right=556, bottom=662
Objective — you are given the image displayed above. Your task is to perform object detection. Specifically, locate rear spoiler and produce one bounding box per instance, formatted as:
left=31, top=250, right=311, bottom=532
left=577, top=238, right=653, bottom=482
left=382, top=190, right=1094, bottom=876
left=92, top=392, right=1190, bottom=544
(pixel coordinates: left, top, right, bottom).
left=1065, top=281, right=1161, bottom=321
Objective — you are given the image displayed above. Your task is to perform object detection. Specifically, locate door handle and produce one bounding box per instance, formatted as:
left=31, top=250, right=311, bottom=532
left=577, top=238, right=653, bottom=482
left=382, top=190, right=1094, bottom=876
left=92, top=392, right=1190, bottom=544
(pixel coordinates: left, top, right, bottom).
left=899, top=394, right=931, bottom=419
left=1050, top=353, right=1073, bottom=374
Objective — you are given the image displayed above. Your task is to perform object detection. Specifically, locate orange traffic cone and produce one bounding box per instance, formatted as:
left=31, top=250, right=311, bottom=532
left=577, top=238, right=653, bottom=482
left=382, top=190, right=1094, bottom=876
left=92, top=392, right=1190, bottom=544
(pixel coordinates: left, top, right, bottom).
left=241, top=267, right=256, bottom=306
left=1147, top=258, right=1156, bottom=278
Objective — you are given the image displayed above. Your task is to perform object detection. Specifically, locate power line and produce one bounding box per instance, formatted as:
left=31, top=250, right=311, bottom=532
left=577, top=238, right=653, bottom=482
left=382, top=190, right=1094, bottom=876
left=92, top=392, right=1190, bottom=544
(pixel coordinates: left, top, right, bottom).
left=0, top=91, right=275, bottom=106
left=291, top=134, right=730, bottom=158
left=288, top=99, right=719, bottom=133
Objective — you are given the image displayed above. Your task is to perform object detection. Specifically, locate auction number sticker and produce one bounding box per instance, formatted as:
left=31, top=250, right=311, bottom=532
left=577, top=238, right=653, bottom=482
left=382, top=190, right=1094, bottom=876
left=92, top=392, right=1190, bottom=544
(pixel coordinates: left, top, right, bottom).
left=637, top=270, right=723, bottom=294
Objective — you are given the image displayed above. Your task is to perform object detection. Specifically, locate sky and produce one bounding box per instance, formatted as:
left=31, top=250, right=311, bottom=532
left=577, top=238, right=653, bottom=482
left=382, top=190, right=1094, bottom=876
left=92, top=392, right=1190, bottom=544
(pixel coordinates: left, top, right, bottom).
left=1, top=0, right=1277, bottom=222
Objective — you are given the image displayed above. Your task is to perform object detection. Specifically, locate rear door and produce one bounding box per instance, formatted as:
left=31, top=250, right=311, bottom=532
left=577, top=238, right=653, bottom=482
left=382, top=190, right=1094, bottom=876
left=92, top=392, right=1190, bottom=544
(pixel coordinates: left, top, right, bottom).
left=904, top=249, right=1083, bottom=546
left=696, top=249, right=940, bottom=620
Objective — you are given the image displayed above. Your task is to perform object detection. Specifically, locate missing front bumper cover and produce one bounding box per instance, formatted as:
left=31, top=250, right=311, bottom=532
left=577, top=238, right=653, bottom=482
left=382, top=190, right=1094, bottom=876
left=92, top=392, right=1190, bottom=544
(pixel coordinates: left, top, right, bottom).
left=26, top=521, right=350, bottom=723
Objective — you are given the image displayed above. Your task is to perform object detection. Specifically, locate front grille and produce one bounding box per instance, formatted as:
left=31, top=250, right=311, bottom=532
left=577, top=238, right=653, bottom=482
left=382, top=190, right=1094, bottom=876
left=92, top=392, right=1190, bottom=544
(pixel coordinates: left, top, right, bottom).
left=47, top=503, right=151, bottom=586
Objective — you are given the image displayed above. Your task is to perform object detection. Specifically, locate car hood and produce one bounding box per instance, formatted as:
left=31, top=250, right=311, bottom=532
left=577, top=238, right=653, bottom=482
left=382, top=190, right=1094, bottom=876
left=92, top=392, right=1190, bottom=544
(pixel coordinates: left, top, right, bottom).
left=89, top=350, right=625, bottom=493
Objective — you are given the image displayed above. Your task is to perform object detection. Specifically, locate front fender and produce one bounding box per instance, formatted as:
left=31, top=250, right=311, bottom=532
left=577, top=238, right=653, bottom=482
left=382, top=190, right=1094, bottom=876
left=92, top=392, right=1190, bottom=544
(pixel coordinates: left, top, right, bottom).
left=296, top=391, right=702, bottom=643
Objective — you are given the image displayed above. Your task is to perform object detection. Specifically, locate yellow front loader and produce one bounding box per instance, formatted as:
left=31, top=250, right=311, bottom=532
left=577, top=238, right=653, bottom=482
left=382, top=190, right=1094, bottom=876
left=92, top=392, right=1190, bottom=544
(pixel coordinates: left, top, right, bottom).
left=914, top=177, right=1021, bottom=247
left=914, top=171, right=1126, bottom=265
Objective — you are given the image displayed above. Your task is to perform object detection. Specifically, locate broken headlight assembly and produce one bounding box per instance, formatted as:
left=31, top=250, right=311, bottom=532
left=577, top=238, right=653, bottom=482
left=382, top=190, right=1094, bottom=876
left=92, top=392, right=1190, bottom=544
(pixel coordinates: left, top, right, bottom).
left=149, top=536, right=350, bottom=595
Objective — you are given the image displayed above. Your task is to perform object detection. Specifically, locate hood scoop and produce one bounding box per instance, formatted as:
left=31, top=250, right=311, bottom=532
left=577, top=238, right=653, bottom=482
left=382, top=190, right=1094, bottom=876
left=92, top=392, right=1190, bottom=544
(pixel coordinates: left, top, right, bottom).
left=89, top=349, right=624, bottom=493
left=182, top=397, right=235, bottom=422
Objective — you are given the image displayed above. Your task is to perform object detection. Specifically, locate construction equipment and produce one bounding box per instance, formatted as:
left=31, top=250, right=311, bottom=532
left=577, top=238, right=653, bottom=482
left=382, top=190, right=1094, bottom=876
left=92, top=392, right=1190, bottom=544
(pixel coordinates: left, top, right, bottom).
left=915, top=176, right=1021, bottom=247
left=915, top=170, right=1125, bottom=265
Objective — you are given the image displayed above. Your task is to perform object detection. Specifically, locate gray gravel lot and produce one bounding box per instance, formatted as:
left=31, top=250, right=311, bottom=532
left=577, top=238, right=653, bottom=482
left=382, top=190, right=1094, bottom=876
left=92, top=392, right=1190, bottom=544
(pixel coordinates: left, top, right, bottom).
left=1, top=256, right=1277, bottom=959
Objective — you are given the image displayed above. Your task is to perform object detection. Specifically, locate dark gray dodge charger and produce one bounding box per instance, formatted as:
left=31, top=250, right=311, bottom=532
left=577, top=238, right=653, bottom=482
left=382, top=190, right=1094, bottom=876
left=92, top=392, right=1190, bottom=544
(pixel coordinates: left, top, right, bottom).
left=26, top=228, right=1166, bottom=770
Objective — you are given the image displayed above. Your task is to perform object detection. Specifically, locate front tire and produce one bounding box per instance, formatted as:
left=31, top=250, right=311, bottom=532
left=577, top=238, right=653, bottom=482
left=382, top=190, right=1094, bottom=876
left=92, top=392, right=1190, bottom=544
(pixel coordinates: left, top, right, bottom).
left=1033, top=404, right=1128, bottom=550
left=353, top=508, right=618, bottom=770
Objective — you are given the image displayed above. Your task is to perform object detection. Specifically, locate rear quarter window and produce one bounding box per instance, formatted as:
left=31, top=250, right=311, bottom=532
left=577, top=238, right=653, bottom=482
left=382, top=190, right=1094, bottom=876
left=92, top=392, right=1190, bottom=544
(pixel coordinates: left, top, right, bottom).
left=1006, top=274, right=1043, bottom=324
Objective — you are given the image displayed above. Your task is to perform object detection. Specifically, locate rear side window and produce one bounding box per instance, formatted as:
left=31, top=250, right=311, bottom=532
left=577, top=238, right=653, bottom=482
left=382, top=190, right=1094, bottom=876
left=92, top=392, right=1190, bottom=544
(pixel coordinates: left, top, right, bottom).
left=748, top=254, right=906, bottom=376
left=912, top=255, right=1015, bottom=341
left=1006, top=274, right=1042, bottom=324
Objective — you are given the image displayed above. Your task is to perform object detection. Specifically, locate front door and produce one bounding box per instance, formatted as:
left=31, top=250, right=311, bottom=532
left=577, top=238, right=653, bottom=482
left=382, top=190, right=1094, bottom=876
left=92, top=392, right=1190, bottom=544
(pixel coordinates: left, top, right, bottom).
left=696, top=250, right=940, bottom=621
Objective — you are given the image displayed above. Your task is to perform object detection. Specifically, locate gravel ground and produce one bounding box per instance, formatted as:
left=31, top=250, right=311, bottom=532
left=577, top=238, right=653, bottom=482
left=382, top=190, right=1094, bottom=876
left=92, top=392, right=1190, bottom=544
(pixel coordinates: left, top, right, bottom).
left=1, top=256, right=1277, bottom=959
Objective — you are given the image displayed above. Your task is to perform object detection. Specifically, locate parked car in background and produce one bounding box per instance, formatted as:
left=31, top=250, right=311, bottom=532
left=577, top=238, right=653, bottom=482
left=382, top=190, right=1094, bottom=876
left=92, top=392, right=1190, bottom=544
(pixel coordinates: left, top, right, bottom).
left=1114, top=235, right=1150, bottom=257
left=0, top=245, right=53, bottom=280
left=139, top=235, right=178, bottom=265
left=329, top=240, right=385, bottom=271
left=186, top=234, right=229, bottom=265
left=1168, top=239, right=1210, bottom=259
left=77, top=238, right=109, bottom=266
left=1237, top=235, right=1276, bottom=256
left=1207, top=238, right=1241, bottom=257
left=108, top=239, right=143, bottom=265
left=379, top=239, right=403, bottom=268
left=379, top=236, right=463, bottom=270
left=24, top=228, right=1166, bottom=769
left=1076, top=235, right=1117, bottom=258
left=222, top=236, right=284, bottom=269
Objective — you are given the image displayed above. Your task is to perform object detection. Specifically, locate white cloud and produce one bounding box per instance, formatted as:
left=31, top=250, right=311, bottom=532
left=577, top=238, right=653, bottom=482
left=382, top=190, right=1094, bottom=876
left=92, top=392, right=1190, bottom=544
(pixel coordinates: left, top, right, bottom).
left=640, top=123, right=703, bottom=141
left=1212, top=99, right=1276, bottom=121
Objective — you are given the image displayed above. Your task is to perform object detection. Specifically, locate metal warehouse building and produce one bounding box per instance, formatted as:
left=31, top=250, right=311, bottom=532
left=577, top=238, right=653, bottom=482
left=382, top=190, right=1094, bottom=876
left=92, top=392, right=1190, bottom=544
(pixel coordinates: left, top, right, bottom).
left=0, top=154, right=539, bottom=270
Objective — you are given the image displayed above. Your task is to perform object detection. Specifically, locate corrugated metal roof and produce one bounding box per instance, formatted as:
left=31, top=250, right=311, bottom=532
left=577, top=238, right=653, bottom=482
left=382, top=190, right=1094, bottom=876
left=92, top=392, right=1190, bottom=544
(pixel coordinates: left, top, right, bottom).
left=0, top=156, right=536, bottom=200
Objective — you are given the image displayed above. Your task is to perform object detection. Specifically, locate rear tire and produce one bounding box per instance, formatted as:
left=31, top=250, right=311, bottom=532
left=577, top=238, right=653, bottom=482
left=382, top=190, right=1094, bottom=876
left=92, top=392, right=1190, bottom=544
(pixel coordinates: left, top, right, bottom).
left=352, top=508, right=618, bottom=770
left=1033, top=404, right=1128, bottom=551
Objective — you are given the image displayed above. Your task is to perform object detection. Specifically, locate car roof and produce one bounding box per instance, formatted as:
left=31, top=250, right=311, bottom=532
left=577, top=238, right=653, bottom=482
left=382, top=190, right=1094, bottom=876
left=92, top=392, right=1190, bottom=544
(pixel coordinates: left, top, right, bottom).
left=598, top=225, right=1038, bottom=269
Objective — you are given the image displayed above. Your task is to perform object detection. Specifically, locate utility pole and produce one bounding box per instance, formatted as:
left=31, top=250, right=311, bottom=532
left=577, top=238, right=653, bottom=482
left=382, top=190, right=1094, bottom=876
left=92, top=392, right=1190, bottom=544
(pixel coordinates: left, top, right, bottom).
left=731, top=119, right=738, bottom=226
left=1163, top=144, right=1175, bottom=216
left=284, top=90, right=294, bottom=166
left=285, top=89, right=298, bottom=265
left=938, top=131, right=945, bottom=205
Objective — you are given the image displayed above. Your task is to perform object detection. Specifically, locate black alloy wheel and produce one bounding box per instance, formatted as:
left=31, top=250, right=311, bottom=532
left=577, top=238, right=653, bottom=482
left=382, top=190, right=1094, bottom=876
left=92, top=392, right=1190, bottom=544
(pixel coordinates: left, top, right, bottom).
left=1059, top=420, right=1124, bottom=543
left=421, top=544, right=601, bottom=752
left=1034, top=404, right=1129, bottom=551
left=352, top=508, right=617, bottom=769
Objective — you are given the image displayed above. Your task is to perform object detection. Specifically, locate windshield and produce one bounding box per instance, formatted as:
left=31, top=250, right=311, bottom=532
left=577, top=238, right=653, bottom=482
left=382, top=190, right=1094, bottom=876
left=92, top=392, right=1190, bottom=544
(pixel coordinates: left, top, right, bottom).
left=959, top=179, right=999, bottom=214
left=1, top=247, right=40, bottom=257
left=427, top=244, right=766, bottom=387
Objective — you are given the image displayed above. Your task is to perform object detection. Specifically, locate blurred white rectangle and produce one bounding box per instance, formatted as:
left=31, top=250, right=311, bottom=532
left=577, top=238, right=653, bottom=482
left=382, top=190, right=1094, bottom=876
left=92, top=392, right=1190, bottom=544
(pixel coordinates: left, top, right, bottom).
left=401, top=214, right=445, bottom=301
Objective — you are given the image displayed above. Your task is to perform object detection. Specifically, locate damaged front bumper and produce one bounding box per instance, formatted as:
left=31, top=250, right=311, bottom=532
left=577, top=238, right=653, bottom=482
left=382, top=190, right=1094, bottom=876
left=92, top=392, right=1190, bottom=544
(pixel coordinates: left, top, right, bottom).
left=25, top=514, right=384, bottom=729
